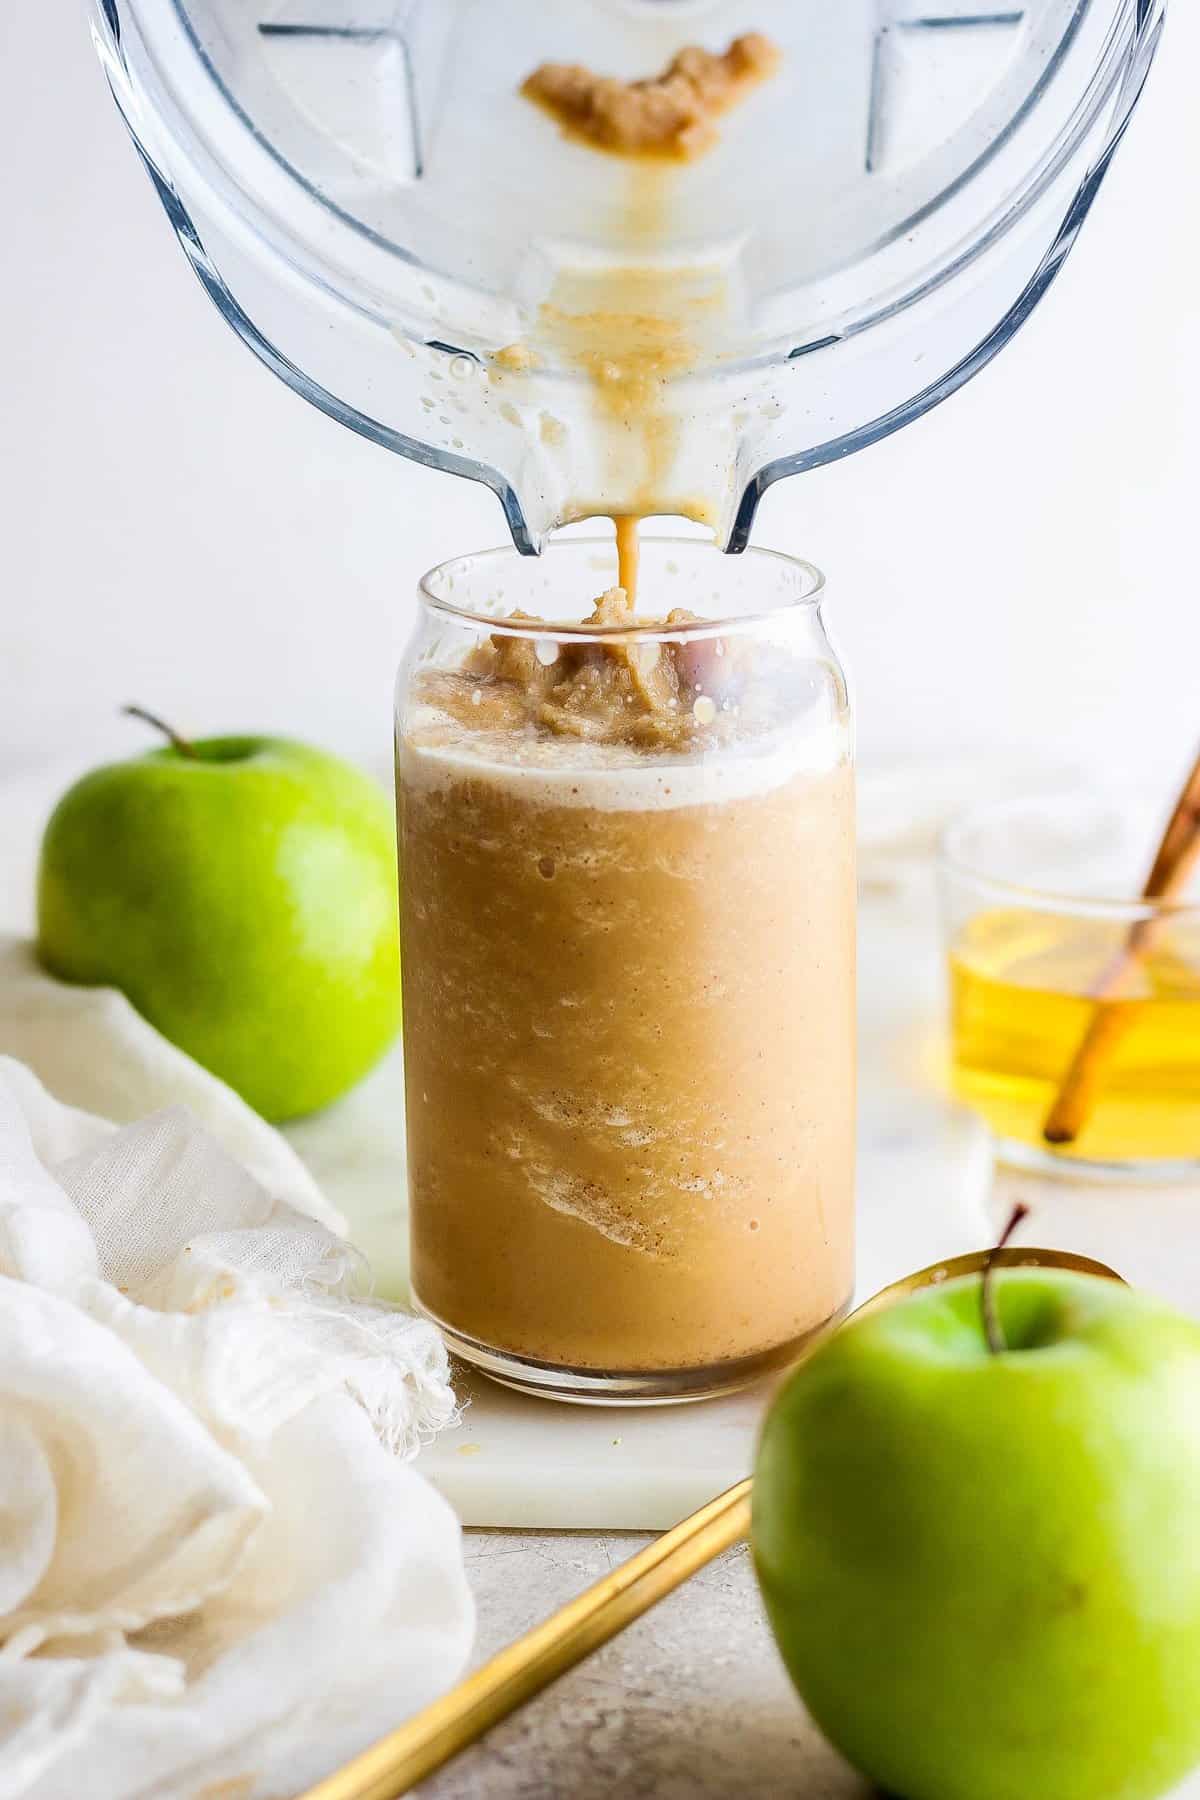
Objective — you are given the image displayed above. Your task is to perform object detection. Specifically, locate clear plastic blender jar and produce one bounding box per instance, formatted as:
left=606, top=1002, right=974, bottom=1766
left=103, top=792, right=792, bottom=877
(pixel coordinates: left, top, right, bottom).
left=90, top=0, right=1164, bottom=550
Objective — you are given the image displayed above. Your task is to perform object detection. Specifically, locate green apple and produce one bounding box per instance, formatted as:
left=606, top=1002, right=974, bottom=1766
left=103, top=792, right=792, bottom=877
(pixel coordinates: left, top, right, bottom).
left=37, top=712, right=401, bottom=1121
left=753, top=1269, right=1200, bottom=1800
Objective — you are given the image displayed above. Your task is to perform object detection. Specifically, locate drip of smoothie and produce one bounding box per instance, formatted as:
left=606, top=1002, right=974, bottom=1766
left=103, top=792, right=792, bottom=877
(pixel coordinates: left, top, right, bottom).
left=614, top=514, right=641, bottom=602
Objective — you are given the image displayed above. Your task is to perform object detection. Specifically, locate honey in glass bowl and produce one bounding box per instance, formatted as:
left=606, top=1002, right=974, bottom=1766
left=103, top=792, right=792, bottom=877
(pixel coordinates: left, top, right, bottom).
left=941, top=795, right=1200, bottom=1176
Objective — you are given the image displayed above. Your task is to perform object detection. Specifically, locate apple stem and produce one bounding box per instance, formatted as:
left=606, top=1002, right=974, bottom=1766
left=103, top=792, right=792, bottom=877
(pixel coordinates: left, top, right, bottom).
left=981, top=1203, right=1031, bottom=1355
left=123, top=705, right=197, bottom=759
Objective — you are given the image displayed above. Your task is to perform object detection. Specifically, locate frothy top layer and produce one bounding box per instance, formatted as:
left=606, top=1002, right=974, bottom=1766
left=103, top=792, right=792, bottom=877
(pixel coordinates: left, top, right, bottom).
left=399, top=705, right=845, bottom=812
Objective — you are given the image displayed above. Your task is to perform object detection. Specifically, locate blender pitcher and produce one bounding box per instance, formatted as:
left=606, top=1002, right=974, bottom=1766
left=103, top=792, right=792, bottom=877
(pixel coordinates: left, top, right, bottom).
left=90, top=0, right=1164, bottom=549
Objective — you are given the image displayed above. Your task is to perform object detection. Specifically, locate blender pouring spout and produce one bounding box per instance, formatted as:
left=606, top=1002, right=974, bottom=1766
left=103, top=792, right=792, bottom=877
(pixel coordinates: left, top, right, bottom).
left=88, top=0, right=1166, bottom=553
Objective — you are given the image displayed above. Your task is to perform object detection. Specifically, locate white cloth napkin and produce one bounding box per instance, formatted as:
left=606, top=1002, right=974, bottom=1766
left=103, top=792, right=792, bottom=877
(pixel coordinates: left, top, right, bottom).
left=0, top=937, right=339, bottom=1232
left=0, top=938, right=474, bottom=1800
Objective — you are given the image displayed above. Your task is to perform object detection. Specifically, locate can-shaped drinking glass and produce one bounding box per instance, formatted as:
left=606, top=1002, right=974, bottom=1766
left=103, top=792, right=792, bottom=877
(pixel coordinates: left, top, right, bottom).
left=396, top=538, right=855, bottom=1402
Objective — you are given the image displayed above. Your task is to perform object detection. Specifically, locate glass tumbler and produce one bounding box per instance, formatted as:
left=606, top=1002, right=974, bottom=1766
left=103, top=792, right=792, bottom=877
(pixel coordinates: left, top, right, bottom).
left=395, top=538, right=855, bottom=1402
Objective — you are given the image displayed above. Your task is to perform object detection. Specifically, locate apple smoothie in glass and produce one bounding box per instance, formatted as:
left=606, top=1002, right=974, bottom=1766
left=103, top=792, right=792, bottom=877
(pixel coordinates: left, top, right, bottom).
left=395, top=539, right=854, bottom=1402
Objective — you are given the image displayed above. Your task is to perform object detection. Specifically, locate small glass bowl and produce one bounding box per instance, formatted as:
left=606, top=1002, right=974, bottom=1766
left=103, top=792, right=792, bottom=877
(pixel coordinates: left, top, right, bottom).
left=939, top=792, right=1200, bottom=1179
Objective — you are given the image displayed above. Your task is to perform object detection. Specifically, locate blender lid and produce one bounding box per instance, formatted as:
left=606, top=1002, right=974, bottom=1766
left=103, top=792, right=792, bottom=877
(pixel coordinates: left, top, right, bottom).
left=92, top=0, right=1165, bottom=548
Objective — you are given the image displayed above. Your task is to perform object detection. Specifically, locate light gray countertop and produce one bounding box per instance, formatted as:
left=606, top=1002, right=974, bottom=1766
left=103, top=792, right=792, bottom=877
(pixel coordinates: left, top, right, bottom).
left=420, top=1530, right=867, bottom=1799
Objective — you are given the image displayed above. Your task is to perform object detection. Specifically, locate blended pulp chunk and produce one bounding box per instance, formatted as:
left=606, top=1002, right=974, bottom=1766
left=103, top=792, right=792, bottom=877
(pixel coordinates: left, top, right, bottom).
left=398, top=594, right=854, bottom=1374
left=523, top=33, right=782, bottom=160
left=416, top=586, right=752, bottom=752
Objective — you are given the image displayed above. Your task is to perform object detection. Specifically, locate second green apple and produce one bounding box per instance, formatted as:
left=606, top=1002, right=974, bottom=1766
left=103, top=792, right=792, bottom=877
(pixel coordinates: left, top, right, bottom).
left=754, top=1268, right=1200, bottom=1800
left=37, top=727, right=401, bottom=1121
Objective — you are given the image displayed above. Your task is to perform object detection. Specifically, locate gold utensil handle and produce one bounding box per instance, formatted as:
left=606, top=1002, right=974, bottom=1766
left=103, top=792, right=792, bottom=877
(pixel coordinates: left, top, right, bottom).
left=300, top=1246, right=1121, bottom=1800
left=301, top=1478, right=752, bottom=1800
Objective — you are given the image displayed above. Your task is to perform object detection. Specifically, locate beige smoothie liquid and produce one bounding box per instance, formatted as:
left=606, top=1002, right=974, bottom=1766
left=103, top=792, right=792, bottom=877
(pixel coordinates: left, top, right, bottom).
left=398, top=588, right=855, bottom=1385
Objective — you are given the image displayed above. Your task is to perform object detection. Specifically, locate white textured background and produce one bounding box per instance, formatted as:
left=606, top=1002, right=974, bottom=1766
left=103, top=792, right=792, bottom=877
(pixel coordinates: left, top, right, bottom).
left=2, top=4, right=1196, bottom=794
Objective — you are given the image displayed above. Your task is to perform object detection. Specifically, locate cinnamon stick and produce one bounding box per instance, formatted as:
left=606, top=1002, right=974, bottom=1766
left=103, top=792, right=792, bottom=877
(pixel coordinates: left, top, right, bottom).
left=1041, top=746, right=1200, bottom=1146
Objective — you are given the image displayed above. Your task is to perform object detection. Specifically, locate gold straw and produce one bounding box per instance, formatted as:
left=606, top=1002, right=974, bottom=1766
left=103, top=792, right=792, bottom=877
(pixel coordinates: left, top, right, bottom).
left=1042, top=742, right=1200, bottom=1146
left=299, top=1246, right=1121, bottom=1800
left=300, top=1479, right=751, bottom=1800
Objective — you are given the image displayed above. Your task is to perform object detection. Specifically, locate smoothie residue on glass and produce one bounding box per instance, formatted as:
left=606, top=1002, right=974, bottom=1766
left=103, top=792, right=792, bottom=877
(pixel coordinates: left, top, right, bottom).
left=409, top=587, right=792, bottom=762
